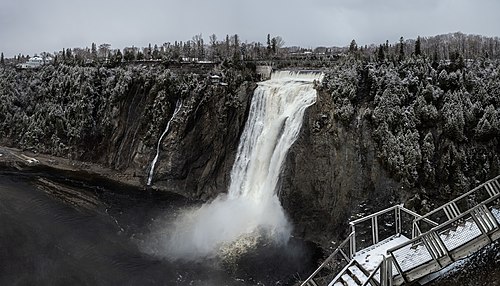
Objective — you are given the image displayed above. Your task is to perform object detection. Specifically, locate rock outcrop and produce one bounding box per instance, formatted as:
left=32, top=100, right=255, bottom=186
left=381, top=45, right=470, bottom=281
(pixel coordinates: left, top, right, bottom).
left=281, top=90, right=399, bottom=244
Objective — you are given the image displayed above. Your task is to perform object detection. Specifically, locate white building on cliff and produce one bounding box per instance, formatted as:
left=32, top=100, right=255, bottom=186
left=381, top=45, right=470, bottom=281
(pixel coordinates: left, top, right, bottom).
left=19, top=56, right=47, bottom=69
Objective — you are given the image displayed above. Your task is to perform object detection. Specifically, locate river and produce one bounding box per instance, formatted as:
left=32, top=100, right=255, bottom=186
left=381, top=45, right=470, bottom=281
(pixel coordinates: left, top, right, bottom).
left=0, top=171, right=320, bottom=285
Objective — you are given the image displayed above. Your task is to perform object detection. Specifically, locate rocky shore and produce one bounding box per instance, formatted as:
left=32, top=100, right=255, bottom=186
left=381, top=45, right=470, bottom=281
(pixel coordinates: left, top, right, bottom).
left=0, top=146, right=143, bottom=192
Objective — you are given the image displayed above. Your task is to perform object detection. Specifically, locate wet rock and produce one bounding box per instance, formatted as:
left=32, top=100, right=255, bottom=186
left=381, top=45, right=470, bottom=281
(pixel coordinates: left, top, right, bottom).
left=281, top=88, right=399, bottom=245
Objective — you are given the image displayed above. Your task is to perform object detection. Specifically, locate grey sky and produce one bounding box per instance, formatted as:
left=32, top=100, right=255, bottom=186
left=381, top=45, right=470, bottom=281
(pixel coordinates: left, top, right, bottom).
left=1, top=0, right=500, bottom=57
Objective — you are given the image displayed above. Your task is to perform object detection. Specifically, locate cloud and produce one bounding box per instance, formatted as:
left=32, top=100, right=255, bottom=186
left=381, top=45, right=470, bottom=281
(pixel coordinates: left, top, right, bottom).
left=0, top=0, right=499, bottom=57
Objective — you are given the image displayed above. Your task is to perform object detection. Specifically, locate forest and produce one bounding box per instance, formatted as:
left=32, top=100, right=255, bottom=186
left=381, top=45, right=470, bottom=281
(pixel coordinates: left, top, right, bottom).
left=321, top=54, right=500, bottom=208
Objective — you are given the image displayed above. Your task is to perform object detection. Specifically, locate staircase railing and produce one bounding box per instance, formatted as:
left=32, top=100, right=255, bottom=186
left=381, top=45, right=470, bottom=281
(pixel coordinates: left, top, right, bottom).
left=349, top=204, right=426, bottom=253
left=413, top=175, right=500, bottom=235
left=301, top=205, right=424, bottom=286
left=301, top=175, right=500, bottom=286
left=361, top=259, right=383, bottom=286
left=301, top=231, right=355, bottom=286
left=388, top=191, right=500, bottom=283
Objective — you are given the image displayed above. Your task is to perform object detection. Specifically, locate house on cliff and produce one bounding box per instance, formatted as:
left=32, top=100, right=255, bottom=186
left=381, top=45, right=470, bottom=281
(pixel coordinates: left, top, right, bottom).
left=18, top=56, right=50, bottom=69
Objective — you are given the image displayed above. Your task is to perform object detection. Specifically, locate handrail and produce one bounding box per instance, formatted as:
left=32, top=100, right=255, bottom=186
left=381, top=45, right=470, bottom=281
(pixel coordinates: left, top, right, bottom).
left=300, top=231, right=355, bottom=286
left=387, top=193, right=500, bottom=260
left=349, top=205, right=401, bottom=225
left=350, top=204, right=432, bottom=229
left=413, top=175, right=500, bottom=225
left=302, top=175, right=499, bottom=286
left=361, top=260, right=383, bottom=286
left=331, top=259, right=357, bottom=285
left=349, top=204, right=432, bottom=250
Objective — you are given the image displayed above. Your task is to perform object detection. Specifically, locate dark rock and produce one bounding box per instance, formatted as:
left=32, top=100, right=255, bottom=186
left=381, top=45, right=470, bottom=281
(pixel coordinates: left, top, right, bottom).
left=151, top=82, right=255, bottom=199
left=281, top=88, right=399, bottom=245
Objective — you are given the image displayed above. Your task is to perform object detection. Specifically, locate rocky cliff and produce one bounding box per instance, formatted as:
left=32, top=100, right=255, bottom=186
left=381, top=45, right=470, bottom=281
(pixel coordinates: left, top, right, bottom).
left=281, top=57, right=500, bottom=245
left=0, top=63, right=256, bottom=200
left=1, top=57, right=499, bottom=248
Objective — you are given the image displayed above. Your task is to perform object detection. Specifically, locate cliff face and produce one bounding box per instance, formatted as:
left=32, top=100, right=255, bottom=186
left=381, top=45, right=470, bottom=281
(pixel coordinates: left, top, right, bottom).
left=0, top=64, right=256, bottom=200
left=281, top=57, right=500, bottom=245
left=145, top=81, right=255, bottom=199
left=1, top=58, right=499, bottom=248
left=281, top=89, right=399, bottom=244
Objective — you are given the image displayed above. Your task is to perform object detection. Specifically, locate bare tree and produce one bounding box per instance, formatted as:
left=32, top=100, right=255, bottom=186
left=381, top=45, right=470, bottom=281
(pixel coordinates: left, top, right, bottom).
left=98, top=44, right=111, bottom=60
left=192, top=34, right=204, bottom=59
left=273, top=36, right=285, bottom=49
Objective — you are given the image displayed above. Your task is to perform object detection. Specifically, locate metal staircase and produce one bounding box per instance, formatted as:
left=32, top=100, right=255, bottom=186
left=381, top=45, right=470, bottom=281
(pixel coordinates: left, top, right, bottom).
left=301, top=175, right=500, bottom=286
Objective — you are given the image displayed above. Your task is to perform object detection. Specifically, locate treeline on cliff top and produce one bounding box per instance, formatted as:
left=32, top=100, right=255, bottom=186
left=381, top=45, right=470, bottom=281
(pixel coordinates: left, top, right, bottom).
left=2, top=32, right=500, bottom=68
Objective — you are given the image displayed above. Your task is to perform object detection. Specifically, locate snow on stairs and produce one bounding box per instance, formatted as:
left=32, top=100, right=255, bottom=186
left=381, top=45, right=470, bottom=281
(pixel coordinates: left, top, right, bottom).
left=330, top=235, right=409, bottom=286
left=301, top=175, right=500, bottom=286
left=333, top=261, right=372, bottom=286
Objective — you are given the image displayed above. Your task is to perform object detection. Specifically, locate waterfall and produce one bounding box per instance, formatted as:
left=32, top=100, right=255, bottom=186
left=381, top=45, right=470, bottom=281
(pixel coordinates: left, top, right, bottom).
left=150, top=71, right=323, bottom=260
left=228, top=71, right=322, bottom=201
left=147, top=100, right=182, bottom=186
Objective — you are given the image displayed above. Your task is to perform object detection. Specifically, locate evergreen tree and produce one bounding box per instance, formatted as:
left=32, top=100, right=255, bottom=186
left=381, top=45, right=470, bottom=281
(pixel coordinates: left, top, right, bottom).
left=123, top=48, right=135, bottom=62
left=136, top=51, right=144, bottom=60
left=225, top=34, right=230, bottom=58
left=0, top=52, right=4, bottom=66
left=153, top=44, right=160, bottom=60
left=271, top=37, right=277, bottom=54
left=349, top=39, right=358, bottom=53
left=232, top=34, right=241, bottom=63
left=147, top=43, right=152, bottom=60
left=399, top=36, right=405, bottom=61
left=209, top=34, right=218, bottom=61
left=91, top=43, right=97, bottom=59
left=415, top=36, right=422, bottom=56
left=106, top=49, right=123, bottom=67
left=65, top=48, right=73, bottom=63
left=377, top=44, right=385, bottom=62
left=267, top=34, right=271, bottom=54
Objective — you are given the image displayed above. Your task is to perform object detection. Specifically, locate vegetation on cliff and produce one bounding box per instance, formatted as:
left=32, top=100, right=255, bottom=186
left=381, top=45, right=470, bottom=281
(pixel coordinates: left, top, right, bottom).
left=0, top=63, right=256, bottom=169
left=320, top=56, right=500, bottom=208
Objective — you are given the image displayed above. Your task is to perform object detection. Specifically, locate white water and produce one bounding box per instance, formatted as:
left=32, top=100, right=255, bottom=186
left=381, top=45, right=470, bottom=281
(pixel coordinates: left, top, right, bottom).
left=147, top=100, right=183, bottom=186
left=150, top=71, right=322, bottom=260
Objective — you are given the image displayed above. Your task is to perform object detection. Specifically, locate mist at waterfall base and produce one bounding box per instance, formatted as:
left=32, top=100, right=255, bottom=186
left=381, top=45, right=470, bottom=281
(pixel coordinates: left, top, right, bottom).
left=142, top=72, right=322, bottom=264
left=0, top=171, right=321, bottom=285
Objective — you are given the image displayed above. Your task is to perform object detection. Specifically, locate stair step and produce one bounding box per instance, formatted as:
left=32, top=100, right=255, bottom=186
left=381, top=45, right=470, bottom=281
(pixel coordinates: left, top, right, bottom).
left=347, top=265, right=368, bottom=285
left=341, top=273, right=359, bottom=286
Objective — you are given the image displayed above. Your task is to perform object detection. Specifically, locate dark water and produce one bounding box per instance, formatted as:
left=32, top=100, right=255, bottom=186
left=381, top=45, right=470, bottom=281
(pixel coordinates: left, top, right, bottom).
left=0, top=172, right=320, bottom=285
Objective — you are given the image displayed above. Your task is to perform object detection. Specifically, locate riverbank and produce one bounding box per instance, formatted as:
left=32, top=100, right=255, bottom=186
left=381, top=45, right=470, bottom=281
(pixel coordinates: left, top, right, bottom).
left=0, top=146, right=144, bottom=192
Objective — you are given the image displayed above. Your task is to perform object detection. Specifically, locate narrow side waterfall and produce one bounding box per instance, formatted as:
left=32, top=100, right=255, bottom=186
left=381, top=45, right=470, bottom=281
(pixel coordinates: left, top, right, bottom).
left=147, top=100, right=182, bottom=186
left=147, top=71, right=323, bottom=260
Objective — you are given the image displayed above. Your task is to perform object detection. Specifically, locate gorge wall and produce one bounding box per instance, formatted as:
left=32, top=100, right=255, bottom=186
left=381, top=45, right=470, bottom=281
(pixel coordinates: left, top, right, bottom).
left=1, top=57, right=499, bottom=247
left=0, top=63, right=256, bottom=201
left=283, top=57, right=500, bottom=244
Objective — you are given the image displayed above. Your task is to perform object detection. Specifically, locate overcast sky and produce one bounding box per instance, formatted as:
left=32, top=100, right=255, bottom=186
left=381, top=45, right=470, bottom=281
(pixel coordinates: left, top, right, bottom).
left=1, top=0, right=500, bottom=57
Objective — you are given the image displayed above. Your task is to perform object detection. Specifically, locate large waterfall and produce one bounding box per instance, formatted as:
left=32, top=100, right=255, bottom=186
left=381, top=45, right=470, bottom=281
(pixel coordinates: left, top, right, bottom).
left=151, top=71, right=323, bottom=260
